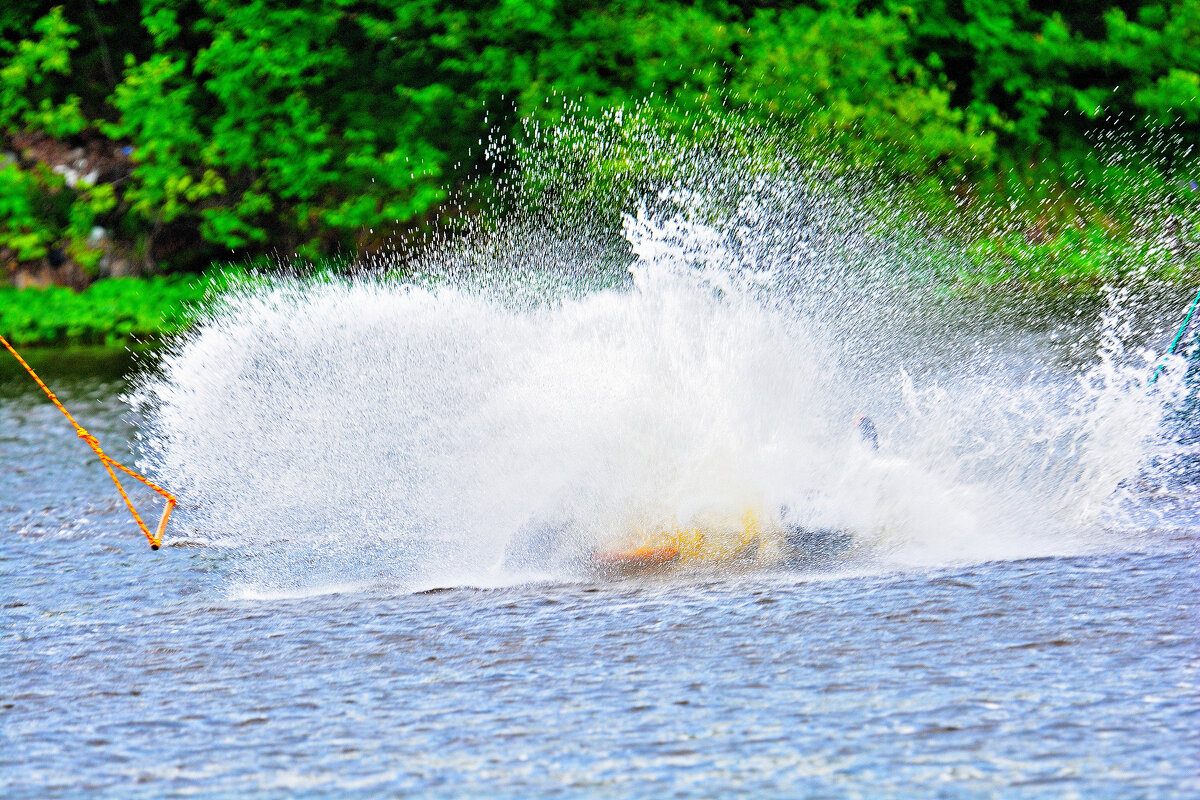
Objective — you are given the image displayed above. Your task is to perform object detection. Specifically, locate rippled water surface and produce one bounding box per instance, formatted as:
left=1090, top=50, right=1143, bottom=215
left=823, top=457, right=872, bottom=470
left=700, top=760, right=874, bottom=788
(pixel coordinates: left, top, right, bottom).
left=2, top=353, right=1198, bottom=799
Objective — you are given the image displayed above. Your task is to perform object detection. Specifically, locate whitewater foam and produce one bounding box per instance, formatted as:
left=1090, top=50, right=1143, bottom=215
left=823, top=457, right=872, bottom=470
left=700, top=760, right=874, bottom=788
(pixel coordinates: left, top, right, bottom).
left=128, top=114, right=1193, bottom=592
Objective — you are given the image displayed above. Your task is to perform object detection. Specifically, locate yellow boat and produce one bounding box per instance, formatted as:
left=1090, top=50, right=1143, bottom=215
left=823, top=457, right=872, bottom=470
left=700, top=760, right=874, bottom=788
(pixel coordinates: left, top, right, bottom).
left=503, top=506, right=851, bottom=576
left=592, top=509, right=778, bottom=572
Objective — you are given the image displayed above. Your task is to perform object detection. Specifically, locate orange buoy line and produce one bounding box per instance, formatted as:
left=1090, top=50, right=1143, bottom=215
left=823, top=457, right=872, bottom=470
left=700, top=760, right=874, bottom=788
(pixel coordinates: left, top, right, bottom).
left=1, top=334, right=176, bottom=549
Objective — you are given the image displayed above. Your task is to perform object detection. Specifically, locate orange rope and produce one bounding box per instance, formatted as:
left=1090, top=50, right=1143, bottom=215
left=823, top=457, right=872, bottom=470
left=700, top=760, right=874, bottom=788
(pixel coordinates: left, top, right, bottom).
left=2, top=334, right=176, bottom=549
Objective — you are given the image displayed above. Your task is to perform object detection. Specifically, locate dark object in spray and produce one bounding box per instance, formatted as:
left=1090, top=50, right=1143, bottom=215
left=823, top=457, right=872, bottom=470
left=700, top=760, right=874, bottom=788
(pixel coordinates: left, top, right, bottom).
left=854, top=414, right=878, bottom=450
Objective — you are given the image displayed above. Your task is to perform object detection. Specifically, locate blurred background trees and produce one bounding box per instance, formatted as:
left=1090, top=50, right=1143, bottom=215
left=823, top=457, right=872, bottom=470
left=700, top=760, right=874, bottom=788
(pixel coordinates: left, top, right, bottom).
left=1, top=0, right=1197, bottom=281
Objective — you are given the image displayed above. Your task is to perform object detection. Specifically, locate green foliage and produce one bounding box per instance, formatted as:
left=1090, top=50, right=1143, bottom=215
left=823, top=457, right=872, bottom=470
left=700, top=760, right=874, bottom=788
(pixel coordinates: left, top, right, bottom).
left=65, top=181, right=116, bottom=269
left=897, top=0, right=1200, bottom=151
left=956, top=226, right=1200, bottom=292
left=0, top=272, right=216, bottom=346
left=0, top=6, right=86, bottom=138
left=104, top=53, right=223, bottom=230
left=733, top=2, right=995, bottom=180
left=0, top=162, right=62, bottom=260
left=0, top=0, right=1196, bottom=293
left=0, top=156, right=113, bottom=271
left=1137, top=69, right=1200, bottom=124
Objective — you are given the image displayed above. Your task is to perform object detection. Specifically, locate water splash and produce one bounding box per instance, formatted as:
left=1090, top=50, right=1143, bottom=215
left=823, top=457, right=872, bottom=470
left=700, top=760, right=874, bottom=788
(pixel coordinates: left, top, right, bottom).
left=129, top=111, right=1194, bottom=592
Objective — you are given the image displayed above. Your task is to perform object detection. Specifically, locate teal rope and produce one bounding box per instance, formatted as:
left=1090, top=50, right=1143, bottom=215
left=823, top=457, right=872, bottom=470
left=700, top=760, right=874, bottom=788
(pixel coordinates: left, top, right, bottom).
left=1150, top=287, right=1200, bottom=385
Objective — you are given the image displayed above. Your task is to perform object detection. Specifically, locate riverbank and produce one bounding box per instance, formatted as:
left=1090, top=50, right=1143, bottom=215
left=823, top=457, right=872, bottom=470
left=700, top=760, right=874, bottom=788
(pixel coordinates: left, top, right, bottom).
left=1, top=233, right=1197, bottom=348
left=4, top=2, right=1196, bottom=283
left=0, top=274, right=215, bottom=347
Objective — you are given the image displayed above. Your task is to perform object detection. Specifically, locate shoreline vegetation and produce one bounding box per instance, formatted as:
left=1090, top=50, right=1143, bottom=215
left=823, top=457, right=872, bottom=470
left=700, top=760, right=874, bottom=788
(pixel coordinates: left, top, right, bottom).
left=0, top=273, right=212, bottom=347
left=2, top=244, right=1196, bottom=349
left=2, top=1, right=1198, bottom=346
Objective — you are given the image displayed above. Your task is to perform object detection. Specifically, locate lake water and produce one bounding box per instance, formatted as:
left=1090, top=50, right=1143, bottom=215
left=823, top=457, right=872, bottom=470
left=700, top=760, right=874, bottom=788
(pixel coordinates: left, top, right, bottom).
left=2, top=350, right=1197, bottom=799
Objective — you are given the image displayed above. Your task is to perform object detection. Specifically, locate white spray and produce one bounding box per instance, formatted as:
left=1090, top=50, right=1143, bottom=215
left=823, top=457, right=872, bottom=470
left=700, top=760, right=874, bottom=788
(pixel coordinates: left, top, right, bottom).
left=129, top=114, right=1192, bottom=591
